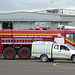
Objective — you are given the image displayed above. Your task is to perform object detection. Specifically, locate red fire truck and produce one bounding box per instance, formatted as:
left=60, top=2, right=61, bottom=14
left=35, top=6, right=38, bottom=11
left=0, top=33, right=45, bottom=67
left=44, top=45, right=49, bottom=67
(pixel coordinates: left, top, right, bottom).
left=0, top=30, right=75, bottom=59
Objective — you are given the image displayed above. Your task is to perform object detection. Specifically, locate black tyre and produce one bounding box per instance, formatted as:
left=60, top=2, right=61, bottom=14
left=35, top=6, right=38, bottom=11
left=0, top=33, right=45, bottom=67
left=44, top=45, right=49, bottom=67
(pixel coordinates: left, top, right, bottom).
left=72, top=56, right=75, bottom=63
left=40, top=55, right=48, bottom=62
left=18, top=47, right=31, bottom=59
left=3, top=47, right=16, bottom=60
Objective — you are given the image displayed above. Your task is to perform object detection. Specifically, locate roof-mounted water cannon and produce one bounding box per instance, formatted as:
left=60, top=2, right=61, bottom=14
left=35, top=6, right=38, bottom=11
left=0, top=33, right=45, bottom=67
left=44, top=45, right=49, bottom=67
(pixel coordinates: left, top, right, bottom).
left=57, top=24, right=65, bottom=30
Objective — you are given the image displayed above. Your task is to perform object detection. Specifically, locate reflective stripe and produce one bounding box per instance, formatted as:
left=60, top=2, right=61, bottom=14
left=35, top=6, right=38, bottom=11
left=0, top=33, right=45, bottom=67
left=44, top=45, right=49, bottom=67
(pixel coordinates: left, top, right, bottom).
left=65, top=38, right=75, bottom=45
left=53, top=56, right=70, bottom=58
left=48, top=56, right=51, bottom=58
left=50, top=44, right=52, bottom=54
left=45, top=44, right=47, bottom=54
left=31, top=44, right=34, bottom=54
left=13, top=33, right=57, bottom=36
left=61, top=35, right=75, bottom=45
left=0, top=33, right=58, bottom=36
left=32, top=55, right=40, bottom=57
left=1, top=32, right=75, bottom=45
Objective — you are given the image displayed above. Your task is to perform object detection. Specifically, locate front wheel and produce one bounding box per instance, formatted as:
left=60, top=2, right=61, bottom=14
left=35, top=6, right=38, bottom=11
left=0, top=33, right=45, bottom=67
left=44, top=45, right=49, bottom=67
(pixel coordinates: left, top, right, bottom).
left=3, top=47, right=16, bottom=60
left=72, top=56, right=75, bottom=63
left=40, top=55, right=48, bottom=62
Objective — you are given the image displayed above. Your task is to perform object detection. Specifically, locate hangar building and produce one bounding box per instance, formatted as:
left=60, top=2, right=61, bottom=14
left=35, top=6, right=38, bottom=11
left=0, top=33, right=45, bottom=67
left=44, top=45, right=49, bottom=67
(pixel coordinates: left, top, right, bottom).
left=0, top=11, right=73, bottom=30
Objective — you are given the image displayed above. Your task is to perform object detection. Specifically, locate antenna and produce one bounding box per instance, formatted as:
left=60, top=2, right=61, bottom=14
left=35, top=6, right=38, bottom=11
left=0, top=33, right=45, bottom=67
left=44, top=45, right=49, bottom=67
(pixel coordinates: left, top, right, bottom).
left=50, top=0, right=54, bottom=5
left=50, top=0, right=54, bottom=8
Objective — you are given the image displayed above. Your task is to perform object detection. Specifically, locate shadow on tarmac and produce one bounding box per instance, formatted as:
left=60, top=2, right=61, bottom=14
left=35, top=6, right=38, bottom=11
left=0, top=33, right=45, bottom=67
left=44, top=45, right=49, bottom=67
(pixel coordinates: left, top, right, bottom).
left=0, top=57, right=73, bottom=64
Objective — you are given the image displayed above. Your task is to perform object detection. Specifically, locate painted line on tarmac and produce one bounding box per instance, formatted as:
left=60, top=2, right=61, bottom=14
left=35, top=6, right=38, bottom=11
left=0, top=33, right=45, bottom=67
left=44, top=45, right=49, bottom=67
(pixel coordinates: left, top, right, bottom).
left=53, top=63, right=75, bottom=69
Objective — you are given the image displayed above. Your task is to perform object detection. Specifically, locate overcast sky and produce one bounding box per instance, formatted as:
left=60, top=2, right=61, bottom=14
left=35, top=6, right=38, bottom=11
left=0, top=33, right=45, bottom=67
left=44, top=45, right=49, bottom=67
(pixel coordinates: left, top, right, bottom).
left=0, top=0, right=75, bottom=12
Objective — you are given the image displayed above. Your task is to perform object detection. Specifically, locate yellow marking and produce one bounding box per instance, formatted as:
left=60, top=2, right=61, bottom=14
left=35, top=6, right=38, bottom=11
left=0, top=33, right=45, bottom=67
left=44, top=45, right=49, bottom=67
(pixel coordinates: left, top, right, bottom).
left=1, top=32, right=75, bottom=45
left=31, top=44, right=33, bottom=54
left=53, top=63, right=75, bottom=69
left=48, top=56, right=51, bottom=57
left=61, top=35, right=64, bottom=38
left=13, top=33, right=57, bottom=36
left=65, top=38, right=75, bottom=45
left=0, top=33, right=11, bottom=35
left=53, top=56, right=70, bottom=58
left=53, top=63, right=59, bottom=66
left=45, top=44, right=47, bottom=54
left=0, top=33, right=57, bottom=36
left=61, top=35, right=75, bottom=45
left=32, top=55, right=40, bottom=57
left=50, top=44, right=52, bottom=54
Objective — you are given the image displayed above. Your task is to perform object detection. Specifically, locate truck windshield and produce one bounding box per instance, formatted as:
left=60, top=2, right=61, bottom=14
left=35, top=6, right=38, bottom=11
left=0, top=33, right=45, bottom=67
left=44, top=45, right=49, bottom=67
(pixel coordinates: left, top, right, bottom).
left=66, top=34, right=75, bottom=43
left=67, top=44, right=75, bottom=50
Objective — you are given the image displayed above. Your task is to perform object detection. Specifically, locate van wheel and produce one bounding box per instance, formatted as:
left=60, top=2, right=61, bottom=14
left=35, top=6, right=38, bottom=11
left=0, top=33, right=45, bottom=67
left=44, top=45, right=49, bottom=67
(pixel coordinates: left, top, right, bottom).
left=40, top=55, right=48, bottom=62
left=72, top=56, right=75, bottom=63
left=18, top=47, right=31, bottom=59
left=3, top=47, right=16, bottom=60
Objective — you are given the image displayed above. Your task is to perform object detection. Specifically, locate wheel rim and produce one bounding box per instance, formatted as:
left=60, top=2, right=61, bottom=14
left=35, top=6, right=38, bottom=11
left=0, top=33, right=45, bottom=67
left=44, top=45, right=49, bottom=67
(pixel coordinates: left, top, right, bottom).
left=7, top=51, right=12, bottom=57
left=22, top=51, right=28, bottom=57
left=42, top=56, right=47, bottom=62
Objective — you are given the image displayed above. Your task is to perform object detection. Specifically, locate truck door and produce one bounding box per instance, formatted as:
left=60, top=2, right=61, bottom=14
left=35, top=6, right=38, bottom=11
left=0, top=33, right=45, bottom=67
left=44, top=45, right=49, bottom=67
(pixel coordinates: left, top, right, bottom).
left=58, top=45, right=70, bottom=59
left=52, top=45, right=70, bottom=59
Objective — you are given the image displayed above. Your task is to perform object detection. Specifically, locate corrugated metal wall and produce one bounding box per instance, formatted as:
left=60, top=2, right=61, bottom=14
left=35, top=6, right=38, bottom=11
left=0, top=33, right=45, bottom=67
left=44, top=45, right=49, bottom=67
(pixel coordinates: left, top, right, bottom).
left=13, top=22, right=35, bottom=30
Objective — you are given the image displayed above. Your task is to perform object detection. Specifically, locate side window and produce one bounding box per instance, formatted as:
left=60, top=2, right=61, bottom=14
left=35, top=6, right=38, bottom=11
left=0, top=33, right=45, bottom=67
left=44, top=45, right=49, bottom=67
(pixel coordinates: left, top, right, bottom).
left=65, top=46, right=70, bottom=51
left=60, top=45, right=69, bottom=51
left=66, top=34, right=74, bottom=42
left=60, top=45, right=65, bottom=50
left=54, top=45, right=59, bottom=50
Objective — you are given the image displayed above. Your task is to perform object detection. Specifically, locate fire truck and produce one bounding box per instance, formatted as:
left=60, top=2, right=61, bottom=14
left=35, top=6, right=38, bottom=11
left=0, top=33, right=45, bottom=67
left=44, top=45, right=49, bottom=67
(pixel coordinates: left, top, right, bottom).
left=0, top=30, right=75, bottom=59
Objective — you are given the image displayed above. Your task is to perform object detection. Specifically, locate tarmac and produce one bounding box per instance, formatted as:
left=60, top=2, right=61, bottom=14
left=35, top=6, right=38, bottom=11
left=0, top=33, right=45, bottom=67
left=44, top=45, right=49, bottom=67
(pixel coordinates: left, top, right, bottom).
left=0, top=57, right=75, bottom=75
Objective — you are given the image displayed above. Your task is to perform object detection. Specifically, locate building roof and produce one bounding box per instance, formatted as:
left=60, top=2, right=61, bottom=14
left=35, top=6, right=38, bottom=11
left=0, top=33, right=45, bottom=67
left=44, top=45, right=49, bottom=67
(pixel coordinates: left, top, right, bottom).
left=0, top=12, right=71, bottom=22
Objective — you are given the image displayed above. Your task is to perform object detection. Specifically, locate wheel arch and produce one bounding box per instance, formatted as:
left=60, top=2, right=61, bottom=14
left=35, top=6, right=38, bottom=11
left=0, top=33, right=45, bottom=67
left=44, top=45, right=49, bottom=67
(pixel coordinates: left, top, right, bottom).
left=40, top=54, right=48, bottom=59
left=20, top=45, right=31, bottom=51
left=71, top=54, right=75, bottom=60
left=2, top=45, right=15, bottom=53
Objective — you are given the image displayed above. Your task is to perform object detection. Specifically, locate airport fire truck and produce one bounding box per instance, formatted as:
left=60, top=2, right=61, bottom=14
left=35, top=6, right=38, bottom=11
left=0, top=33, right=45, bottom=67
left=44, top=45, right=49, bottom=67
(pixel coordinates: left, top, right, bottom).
left=0, top=30, right=75, bottom=59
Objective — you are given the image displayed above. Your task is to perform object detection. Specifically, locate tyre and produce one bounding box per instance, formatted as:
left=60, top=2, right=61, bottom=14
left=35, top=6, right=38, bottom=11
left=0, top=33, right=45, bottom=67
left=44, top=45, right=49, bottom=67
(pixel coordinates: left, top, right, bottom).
left=18, top=47, right=31, bottom=59
left=40, top=55, right=48, bottom=62
left=72, top=56, right=75, bottom=63
left=3, top=47, right=16, bottom=60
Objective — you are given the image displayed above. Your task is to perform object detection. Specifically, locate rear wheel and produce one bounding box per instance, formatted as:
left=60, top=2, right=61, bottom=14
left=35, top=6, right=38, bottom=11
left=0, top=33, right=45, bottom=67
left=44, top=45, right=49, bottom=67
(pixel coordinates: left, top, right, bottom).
left=40, top=55, right=48, bottom=62
left=18, top=47, right=31, bottom=59
left=3, top=47, right=16, bottom=60
left=72, top=56, right=75, bottom=63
